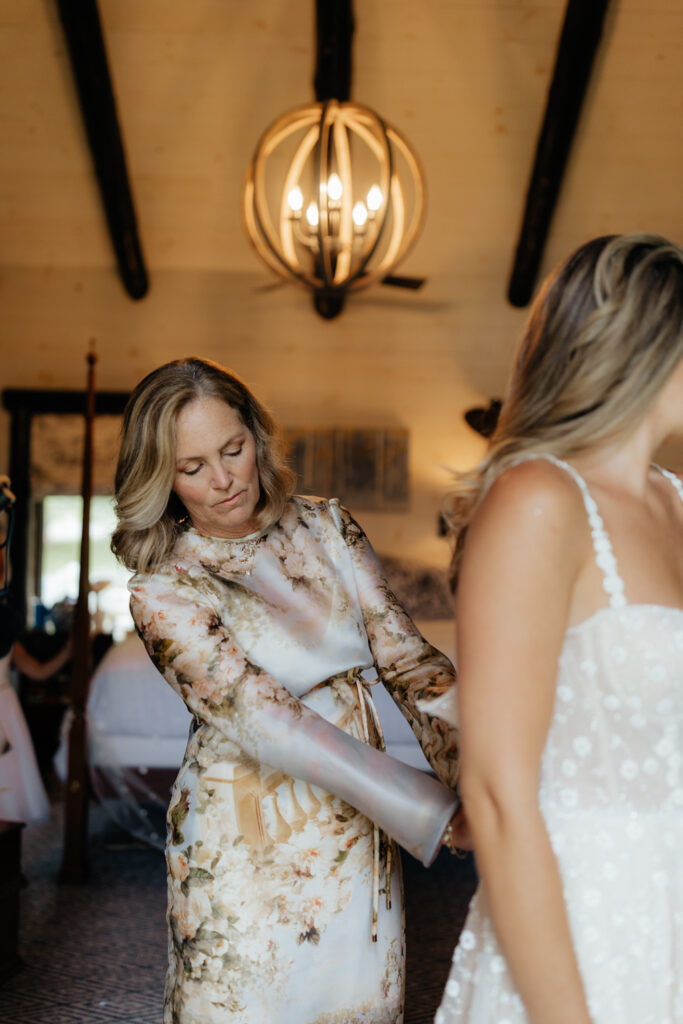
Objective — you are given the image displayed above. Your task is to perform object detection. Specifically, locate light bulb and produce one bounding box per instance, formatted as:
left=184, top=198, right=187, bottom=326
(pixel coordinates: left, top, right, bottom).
left=366, top=184, right=383, bottom=212
left=327, top=173, right=343, bottom=202
left=287, top=185, right=303, bottom=213
left=352, top=201, right=368, bottom=228
left=305, top=202, right=319, bottom=227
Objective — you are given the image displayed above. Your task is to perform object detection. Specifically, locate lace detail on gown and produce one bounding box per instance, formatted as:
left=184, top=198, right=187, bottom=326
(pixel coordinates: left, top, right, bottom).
left=435, top=457, right=683, bottom=1024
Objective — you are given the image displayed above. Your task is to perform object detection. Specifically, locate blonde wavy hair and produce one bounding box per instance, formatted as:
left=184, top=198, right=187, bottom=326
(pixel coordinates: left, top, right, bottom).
left=111, top=358, right=296, bottom=572
left=446, top=232, right=683, bottom=588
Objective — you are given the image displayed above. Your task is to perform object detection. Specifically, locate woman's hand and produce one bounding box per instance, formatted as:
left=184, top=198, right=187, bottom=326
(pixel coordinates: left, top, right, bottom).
left=441, top=805, right=474, bottom=853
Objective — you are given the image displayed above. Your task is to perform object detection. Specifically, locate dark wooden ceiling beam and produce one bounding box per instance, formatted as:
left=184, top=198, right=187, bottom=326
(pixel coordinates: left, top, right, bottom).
left=507, top=0, right=611, bottom=307
left=56, top=0, right=149, bottom=299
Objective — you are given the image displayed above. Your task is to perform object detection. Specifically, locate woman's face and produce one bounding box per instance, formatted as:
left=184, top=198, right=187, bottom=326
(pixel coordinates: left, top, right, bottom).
left=173, top=397, right=261, bottom=538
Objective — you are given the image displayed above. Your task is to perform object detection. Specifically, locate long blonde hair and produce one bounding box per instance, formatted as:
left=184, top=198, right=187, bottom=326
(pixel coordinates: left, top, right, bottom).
left=111, top=358, right=296, bottom=572
left=446, top=232, right=683, bottom=587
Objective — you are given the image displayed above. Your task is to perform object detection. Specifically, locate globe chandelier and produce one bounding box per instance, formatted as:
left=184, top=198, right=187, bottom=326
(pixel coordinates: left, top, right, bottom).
left=243, top=2, right=425, bottom=319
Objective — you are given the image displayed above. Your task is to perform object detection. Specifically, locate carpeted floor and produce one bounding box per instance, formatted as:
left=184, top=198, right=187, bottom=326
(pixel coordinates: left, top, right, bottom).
left=0, top=802, right=476, bottom=1024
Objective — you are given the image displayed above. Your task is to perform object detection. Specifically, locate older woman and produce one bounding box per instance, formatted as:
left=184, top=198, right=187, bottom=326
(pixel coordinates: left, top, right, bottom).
left=112, top=358, right=461, bottom=1024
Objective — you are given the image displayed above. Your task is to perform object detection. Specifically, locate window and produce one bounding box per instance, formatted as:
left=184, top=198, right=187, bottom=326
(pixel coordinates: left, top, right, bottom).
left=40, top=495, right=132, bottom=641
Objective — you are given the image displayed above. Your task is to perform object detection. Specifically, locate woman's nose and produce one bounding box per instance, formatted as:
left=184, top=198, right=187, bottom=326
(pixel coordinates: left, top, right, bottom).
left=210, top=463, right=232, bottom=489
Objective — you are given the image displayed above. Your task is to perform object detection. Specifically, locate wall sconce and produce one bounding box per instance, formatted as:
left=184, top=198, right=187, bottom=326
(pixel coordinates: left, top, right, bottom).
left=242, top=2, right=425, bottom=319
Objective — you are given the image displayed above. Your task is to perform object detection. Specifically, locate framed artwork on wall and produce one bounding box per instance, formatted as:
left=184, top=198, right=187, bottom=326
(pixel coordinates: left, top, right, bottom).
left=284, top=427, right=409, bottom=509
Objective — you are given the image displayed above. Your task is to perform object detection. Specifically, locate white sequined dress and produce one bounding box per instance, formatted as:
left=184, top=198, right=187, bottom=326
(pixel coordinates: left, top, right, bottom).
left=434, top=457, right=683, bottom=1024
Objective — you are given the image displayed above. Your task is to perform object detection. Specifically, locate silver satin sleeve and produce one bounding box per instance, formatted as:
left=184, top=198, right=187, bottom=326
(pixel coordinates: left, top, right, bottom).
left=130, top=578, right=458, bottom=866
left=327, top=499, right=461, bottom=792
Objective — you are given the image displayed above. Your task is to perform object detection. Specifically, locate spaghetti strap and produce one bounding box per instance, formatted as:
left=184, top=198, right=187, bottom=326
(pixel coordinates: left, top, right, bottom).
left=519, top=454, right=627, bottom=610
left=653, top=464, right=683, bottom=505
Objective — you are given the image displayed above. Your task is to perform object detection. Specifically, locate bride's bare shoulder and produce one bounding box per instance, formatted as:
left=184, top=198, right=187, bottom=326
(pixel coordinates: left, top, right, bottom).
left=478, top=458, right=585, bottom=526
left=461, top=458, right=592, bottom=602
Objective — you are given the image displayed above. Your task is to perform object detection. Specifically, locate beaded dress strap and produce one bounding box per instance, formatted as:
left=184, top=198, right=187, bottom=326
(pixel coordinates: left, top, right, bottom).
left=524, top=454, right=627, bottom=610
left=653, top=464, right=683, bottom=505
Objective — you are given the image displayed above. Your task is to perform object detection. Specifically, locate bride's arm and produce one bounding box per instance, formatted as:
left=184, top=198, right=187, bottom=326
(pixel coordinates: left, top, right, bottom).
left=456, top=460, right=592, bottom=1024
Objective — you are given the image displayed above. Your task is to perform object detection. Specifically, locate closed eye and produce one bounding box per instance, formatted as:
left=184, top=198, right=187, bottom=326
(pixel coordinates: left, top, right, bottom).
left=179, top=463, right=202, bottom=476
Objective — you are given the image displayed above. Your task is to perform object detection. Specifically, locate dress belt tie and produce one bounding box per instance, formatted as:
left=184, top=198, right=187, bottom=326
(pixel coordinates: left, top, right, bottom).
left=345, top=668, right=392, bottom=943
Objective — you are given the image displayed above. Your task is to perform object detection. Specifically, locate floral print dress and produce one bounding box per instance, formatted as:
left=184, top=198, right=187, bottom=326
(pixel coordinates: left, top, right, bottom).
left=130, top=496, right=460, bottom=1024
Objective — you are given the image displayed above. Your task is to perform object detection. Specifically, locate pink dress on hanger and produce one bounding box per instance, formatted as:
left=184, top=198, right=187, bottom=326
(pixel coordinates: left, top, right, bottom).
left=0, top=650, right=50, bottom=825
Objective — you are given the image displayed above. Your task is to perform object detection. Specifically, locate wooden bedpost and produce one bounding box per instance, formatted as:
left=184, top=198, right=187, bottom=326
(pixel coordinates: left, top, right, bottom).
left=60, top=345, right=97, bottom=882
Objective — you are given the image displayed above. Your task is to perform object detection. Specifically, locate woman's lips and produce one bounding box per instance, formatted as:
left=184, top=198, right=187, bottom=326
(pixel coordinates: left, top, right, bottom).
left=216, top=490, right=244, bottom=506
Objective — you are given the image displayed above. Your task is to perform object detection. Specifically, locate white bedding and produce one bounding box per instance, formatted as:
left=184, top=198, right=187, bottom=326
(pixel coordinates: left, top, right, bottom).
left=54, top=632, right=191, bottom=779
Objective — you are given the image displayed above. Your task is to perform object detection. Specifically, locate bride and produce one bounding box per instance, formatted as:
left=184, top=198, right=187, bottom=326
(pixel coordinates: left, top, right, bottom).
left=427, top=233, right=683, bottom=1023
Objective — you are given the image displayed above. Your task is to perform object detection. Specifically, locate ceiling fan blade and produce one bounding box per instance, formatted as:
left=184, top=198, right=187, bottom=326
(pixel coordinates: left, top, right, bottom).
left=381, top=274, right=426, bottom=290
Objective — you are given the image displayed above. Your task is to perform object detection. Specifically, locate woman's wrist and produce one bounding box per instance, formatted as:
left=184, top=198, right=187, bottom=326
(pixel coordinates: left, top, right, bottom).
left=441, top=806, right=473, bottom=856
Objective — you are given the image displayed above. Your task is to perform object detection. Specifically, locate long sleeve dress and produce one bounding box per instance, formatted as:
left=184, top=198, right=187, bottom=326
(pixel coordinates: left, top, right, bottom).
left=129, top=495, right=460, bottom=1024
